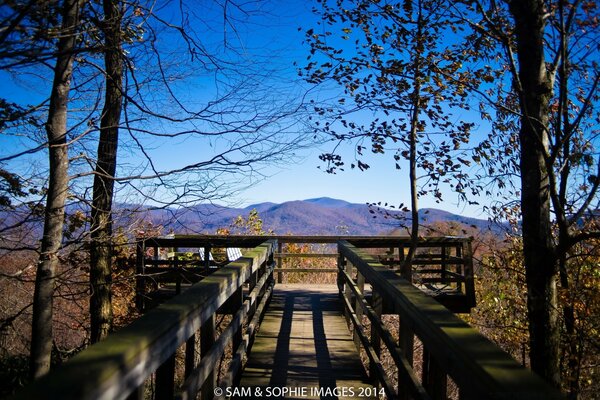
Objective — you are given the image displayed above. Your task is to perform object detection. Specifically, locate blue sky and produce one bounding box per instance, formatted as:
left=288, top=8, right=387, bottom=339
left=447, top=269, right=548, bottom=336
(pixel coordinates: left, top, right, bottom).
left=0, top=0, right=491, bottom=218
left=208, top=0, right=489, bottom=216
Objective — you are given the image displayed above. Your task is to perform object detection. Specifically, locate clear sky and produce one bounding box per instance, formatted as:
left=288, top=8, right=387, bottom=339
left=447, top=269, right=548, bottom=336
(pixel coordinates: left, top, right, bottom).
left=0, top=0, right=490, bottom=219
left=197, top=0, right=489, bottom=217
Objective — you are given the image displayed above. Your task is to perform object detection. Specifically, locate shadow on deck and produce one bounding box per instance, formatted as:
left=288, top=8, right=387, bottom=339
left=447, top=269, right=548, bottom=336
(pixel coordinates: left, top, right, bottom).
left=239, top=284, right=375, bottom=399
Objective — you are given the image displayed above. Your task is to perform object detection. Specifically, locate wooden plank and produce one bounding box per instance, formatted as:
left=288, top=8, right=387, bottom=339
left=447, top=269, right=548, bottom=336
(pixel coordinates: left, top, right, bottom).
left=338, top=242, right=564, bottom=400
left=239, top=284, right=376, bottom=399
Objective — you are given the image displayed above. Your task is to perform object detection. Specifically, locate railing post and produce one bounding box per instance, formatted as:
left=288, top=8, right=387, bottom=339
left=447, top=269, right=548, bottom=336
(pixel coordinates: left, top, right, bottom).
left=248, top=269, right=259, bottom=317
left=185, top=333, right=196, bottom=380
left=126, top=385, right=144, bottom=400
left=441, top=244, right=447, bottom=284
left=422, top=347, right=447, bottom=400
left=398, top=316, right=414, bottom=400
left=201, top=314, right=216, bottom=399
left=343, top=260, right=354, bottom=329
left=232, top=286, right=243, bottom=354
left=277, top=241, right=283, bottom=283
left=174, top=247, right=181, bottom=295
left=337, top=252, right=345, bottom=293
left=135, top=239, right=145, bottom=312
left=155, top=354, right=175, bottom=400
left=353, top=271, right=365, bottom=351
left=455, top=243, right=463, bottom=292
left=204, top=246, right=211, bottom=273
left=399, top=244, right=412, bottom=283
left=399, top=240, right=414, bottom=400
left=371, top=291, right=382, bottom=386
left=464, top=240, right=476, bottom=308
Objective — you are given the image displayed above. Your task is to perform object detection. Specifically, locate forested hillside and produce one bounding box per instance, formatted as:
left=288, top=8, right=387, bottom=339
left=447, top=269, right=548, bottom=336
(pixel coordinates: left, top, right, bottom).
left=136, top=197, right=500, bottom=235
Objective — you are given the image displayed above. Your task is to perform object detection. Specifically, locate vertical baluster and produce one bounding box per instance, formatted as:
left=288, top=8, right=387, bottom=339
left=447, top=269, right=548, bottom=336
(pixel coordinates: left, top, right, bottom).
left=135, top=239, right=145, bottom=312
left=277, top=241, right=283, bottom=284
left=343, top=260, right=354, bottom=329
left=204, top=246, right=211, bottom=274
left=201, top=314, right=216, bottom=399
left=248, top=269, right=258, bottom=317
left=337, top=253, right=345, bottom=294
left=464, top=240, right=476, bottom=308
left=399, top=245, right=412, bottom=283
left=232, top=286, right=243, bottom=354
left=422, top=347, right=447, bottom=400
left=126, top=384, right=144, bottom=400
left=455, top=244, right=463, bottom=292
left=354, top=272, right=365, bottom=351
left=260, top=256, right=268, bottom=297
left=398, top=315, right=414, bottom=400
left=441, top=244, right=447, bottom=284
left=371, top=291, right=382, bottom=387
left=155, top=354, right=176, bottom=400
left=398, top=244, right=405, bottom=267
left=174, top=247, right=181, bottom=295
left=185, top=333, right=196, bottom=379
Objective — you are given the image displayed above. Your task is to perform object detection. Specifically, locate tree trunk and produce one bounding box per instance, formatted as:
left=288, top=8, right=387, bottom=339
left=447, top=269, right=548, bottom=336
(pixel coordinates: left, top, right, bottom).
left=30, top=0, right=83, bottom=379
left=404, top=0, right=424, bottom=273
left=90, top=0, right=123, bottom=343
left=509, top=0, right=561, bottom=388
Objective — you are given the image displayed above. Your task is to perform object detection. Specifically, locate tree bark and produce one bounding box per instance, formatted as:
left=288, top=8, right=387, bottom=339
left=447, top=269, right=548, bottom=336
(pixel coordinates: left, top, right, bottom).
left=404, top=0, right=424, bottom=273
left=30, top=0, right=83, bottom=379
left=509, top=0, right=561, bottom=388
left=90, top=0, right=123, bottom=343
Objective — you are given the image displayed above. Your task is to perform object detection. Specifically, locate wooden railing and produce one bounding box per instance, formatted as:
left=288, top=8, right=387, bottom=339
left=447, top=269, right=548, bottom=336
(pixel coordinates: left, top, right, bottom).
left=15, top=235, right=564, bottom=400
left=14, top=240, right=276, bottom=400
left=337, top=241, right=563, bottom=400
left=136, top=235, right=476, bottom=312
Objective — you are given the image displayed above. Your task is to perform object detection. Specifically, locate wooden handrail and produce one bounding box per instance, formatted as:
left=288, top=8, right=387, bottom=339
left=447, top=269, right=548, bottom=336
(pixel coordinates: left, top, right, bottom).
left=141, top=234, right=471, bottom=248
left=337, top=241, right=563, bottom=400
left=135, top=235, right=476, bottom=309
left=14, top=240, right=276, bottom=400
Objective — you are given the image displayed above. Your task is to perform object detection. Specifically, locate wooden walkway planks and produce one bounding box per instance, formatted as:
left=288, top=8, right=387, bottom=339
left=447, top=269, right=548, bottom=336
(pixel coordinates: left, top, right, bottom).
left=238, top=284, right=376, bottom=399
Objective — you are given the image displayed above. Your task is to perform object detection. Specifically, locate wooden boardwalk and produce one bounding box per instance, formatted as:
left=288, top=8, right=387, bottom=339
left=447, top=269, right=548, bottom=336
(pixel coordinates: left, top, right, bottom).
left=238, top=284, right=376, bottom=399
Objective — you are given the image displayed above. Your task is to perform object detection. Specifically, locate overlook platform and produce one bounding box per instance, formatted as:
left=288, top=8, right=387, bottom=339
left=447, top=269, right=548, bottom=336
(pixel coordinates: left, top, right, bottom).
left=14, top=235, right=564, bottom=400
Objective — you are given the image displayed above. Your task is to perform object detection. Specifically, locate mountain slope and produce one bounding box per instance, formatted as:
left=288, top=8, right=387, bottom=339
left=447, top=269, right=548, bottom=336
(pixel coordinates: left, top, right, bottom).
left=0, top=198, right=499, bottom=238
left=149, top=199, right=498, bottom=235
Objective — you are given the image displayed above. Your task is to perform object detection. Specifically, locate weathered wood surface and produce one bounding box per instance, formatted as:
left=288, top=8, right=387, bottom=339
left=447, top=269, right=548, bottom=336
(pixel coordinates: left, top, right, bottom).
left=143, top=234, right=470, bottom=248
left=139, top=235, right=476, bottom=312
left=239, top=284, right=376, bottom=399
left=14, top=241, right=275, bottom=400
left=338, top=241, right=564, bottom=400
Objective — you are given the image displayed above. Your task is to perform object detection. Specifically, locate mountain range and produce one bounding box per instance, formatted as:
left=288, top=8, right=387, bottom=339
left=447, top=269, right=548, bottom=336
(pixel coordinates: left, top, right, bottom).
left=140, top=197, right=500, bottom=235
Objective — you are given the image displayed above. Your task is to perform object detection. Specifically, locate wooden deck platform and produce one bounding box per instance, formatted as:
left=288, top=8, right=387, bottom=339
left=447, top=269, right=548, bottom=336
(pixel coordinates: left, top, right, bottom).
left=238, top=284, right=376, bottom=399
